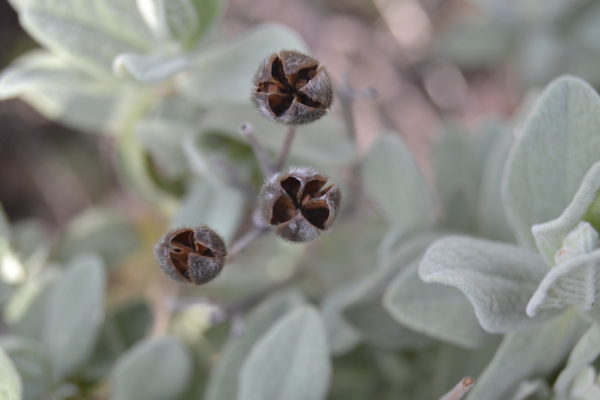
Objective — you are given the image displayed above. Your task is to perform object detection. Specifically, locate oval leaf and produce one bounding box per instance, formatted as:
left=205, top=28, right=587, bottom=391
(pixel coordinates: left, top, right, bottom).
left=419, top=236, right=553, bottom=333
left=238, top=305, right=331, bottom=400
left=111, top=336, right=192, bottom=400
left=503, top=76, right=600, bottom=248
left=0, top=347, right=22, bottom=400
left=42, top=254, right=105, bottom=379
left=362, top=134, right=434, bottom=232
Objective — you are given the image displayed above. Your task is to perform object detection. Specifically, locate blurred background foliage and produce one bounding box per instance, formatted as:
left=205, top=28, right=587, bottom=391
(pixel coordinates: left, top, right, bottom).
left=2, top=0, right=600, bottom=399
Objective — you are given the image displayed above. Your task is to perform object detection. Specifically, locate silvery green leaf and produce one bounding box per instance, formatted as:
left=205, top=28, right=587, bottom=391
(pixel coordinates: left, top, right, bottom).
left=526, top=249, right=600, bottom=317
left=384, top=262, right=492, bottom=349
left=362, top=134, right=434, bottom=232
left=502, top=76, right=600, bottom=248
left=0, top=336, right=51, bottom=400
left=342, top=234, right=439, bottom=350
left=569, top=367, right=600, bottom=400
left=19, top=0, right=153, bottom=77
left=477, top=126, right=515, bottom=242
left=135, top=120, right=191, bottom=180
left=320, top=281, right=361, bottom=355
left=43, top=254, right=105, bottom=379
left=0, top=239, right=26, bottom=285
left=0, top=50, right=122, bottom=133
left=56, top=208, right=139, bottom=267
left=467, top=311, right=587, bottom=400
left=532, top=162, right=600, bottom=265
left=111, top=336, right=192, bottom=400
left=176, top=23, right=306, bottom=106
left=4, top=268, right=56, bottom=340
left=171, top=178, right=244, bottom=244
left=432, top=125, right=498, bottom=232
left=205, top=291, right=304, bottom=400
left=0, top=347, right=21, bottom=400
left=238, top=305, right=331, bottom=400
left=419, top=236, right=553, bottom=333
left=194, top=104, right=353, bottom=166
left=113, top=52, right=189, bottom=83
left=511, top=380, right=551, bottom=400
left=554, top=325, right=600, bottom=400
left=136, top=0, right=220, bottom=46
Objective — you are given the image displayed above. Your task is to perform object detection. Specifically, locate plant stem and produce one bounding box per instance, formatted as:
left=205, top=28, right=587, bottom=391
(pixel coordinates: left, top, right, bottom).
left=440, top=377, right=475, bottom=400
left=274, top=126, right=296, bottom=170
left=227, top=226, right=268, bottom=260
left=240, top=122, right=275, bottom=176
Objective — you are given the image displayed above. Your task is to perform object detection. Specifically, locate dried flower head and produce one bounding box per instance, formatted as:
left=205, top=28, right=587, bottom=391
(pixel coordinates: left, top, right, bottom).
left=252, top=50, right=333, bottom=125
left=260, top=167, right=341, bottom=242
left=154, top=225, right=226, bottom=285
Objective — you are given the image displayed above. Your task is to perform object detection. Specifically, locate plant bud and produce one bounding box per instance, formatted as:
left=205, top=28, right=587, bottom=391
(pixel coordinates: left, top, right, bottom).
left=252, top=50, right=333, bottom=125
left=154, top=225, right=226, bottom=285
left=259, top=167, right=341, bottom=242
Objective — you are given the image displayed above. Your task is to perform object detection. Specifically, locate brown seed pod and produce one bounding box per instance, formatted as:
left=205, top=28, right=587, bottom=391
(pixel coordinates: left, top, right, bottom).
left=260, top=167, right=341, bottom=242
left=252, top=50, right=333, bottom=125
left=154, top=225, right=226, bottom=285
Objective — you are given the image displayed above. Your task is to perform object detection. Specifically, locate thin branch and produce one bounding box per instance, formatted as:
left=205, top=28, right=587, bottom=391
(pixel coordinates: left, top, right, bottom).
left=240, top=122, right=275, bottom=177
left=274, top=126, right=296, bottom=170
left=440, top=377, right=475, bottom=400
left=227, top=226, right=268, bottom=261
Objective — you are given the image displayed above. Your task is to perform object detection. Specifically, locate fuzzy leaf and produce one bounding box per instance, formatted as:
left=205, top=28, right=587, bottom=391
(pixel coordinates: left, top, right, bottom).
left=205, top=291, right=304, bottom=400
left=527, top=249, right=600, bottom=317
left=467, top=312, right=587, bottom=400
left=0, top=336, right=51, bottom=400
left=19, top=0, right=153, bottom=77
left=362, top=134, right=434, bottom=232
left=532, top=161, right=600, bottom=265
left=0, top=347, right=21, bottom=400
left=238, top=305, right=331, bottom=400
left=384, top=262, right=492, bottom=348
left=111, top=336, right=192, bottom=400
left=419, top=236, right=553, bottom=333
left=42, top=254, right=105, bottom=379
left=113, top=52, right=189, bottom=83
left=503, top=76, right=600, bottom=248
left=171, top=178, right=244, bottom=244
left=177, top=23, right=306, bottom=105
left=320, top=281, right=361, bottom=355
left=554, top=325, right=600, bottom=400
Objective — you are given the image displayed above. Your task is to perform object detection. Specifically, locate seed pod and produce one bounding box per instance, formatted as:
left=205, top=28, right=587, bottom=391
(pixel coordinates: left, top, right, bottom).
left=260, top=167, right=341, bottom=242
left=154, top=225, right=226, bottom=285
left=252, top=50, right=333, bottom=125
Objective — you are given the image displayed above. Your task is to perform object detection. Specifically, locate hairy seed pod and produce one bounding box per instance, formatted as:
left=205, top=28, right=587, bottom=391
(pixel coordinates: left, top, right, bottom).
left=154, top=225, right=226, bottom=285
left=252, top=50, right=333, bottom=125
left=260, top=167, right=341, bottom=242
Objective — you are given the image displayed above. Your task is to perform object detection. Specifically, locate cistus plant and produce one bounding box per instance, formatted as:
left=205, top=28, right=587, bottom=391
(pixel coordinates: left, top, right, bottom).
left=3, top=1, right=600, bottom=400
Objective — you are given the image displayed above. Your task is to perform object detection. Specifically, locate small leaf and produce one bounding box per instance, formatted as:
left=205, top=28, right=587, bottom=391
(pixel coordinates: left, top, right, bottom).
left=205, top=291, right=304, bottom=400
left=0, top=347, right=21, bottom=400
left=171, top=178, right=244, bottom=244
left=113, top=52, right=189, bottom=83
left=0, top=336, right=52, bottom=400
left=532, top=161, right=600, bottom=265
left=526, top=249, right=600, bottom=317
left=467, top=311, right=587, bottom=400
left=238, top=305, right=331, bottom=400
left=419, top=236, right=553, bottom=333
left=42, top=254, right=105, bottom=379
left=176, top=23, right=307, bottom=106
left=362, top=134, right=434, bottom=233
left=384, top=262, right=492, bottom=349
left=503, top=76, right=600, bottom=248
left=320, top=281, right=361, bottom=355
left=111, top=336, right=192, bottom=400
left=56, top=208, right=139, bottom=267
left=554, top=325, right=600, bottom=400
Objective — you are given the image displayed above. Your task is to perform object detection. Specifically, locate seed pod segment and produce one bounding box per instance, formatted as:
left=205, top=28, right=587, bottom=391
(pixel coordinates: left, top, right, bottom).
left=260, top=167, right=341, bottom=242
left=252, top=50, right=333, bottom=125
left=154, top=225, right=226, bottom=285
